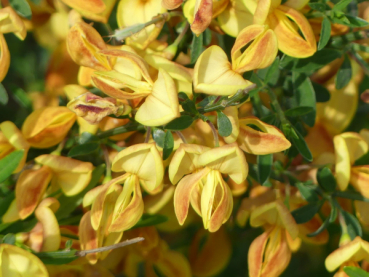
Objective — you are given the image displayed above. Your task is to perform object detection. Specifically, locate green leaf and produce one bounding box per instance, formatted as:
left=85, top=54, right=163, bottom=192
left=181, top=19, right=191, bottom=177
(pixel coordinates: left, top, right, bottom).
left=12, top=87, right=32, bottom=111
left=317, top=167, right=337, bottom=192
left=291, top=200, right=324, bottom=224
left=9, top=0, right=32, bottom=19
left=190, top=33, right=204, bottom=64
left=285, top=106, right=314, bottom=117
left=0, top=150, right=24, bottom=183
left=296, top=182, right=320, bottom=203
left=344, top=15, right=369, bottom=27
left=292, top=72, right=316, bottom=127
left=68, top=142, right=100, bottom=157
left=309, top=2, right=330, bottom=12
left=0, top=83, right=8, bottom=105
left=318, top=17, right=331, bottom=50
left=217, top=111, right=232, bottom=137
left=264, top=57, right=280, bottom=84
left=55, top=165, right=105, bottom=220
left=290, top=126, right=313, bottom=162
left=203, top=28, right=212, bottom=46
left=257, top=154, right=273, bottom=185
left=132, top=214, right=168, bottom=229
left=164, top=115, right=194, bottom=130
left=153, top=128, right=165, bottom=148
left=342, top=210, right=363, bottom=239
left=181, top=99, right=198, bottom=114
left=336, top=54, right=352, bottom=89
left=78, top=132, right=99, bottom=144
left=36, top=250, right=79, bottom=265
left=162, top=131, right=174, bottom=160
left=2, top=233, right=16, bottom=245
left=306, top=216, right=330, bottom=237
left=332, top=0, right=352, bottom=11
left=0, top=191, right=14, bottom=219
left=312, top=82, right=330, bottom=102
left=344, top=266, right=369, bottom=277
left=30, top=0, right=42, bottom=4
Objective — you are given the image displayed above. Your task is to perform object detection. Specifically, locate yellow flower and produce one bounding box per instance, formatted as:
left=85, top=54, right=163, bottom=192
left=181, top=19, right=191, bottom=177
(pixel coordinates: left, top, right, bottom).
left=22, top=107, right=76, bottom=149
left=85, top=143, right=164, bottom=233
left=0, top=121, right=30, bottom=173
left=0, top=244, right=48, bottom=277
left=170, top=143, right=248, bottom=232
left=325, top=237, right=369, bottom=276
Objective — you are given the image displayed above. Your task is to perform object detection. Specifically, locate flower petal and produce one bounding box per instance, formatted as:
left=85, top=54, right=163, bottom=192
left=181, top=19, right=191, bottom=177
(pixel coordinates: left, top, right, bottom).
left=351, top=166, right=369, bottom=199
left=223, top=106, right=240, bottom=144
left=191, top=0, right=213, bottom=35
left=0, top=34, right=10, bottom=82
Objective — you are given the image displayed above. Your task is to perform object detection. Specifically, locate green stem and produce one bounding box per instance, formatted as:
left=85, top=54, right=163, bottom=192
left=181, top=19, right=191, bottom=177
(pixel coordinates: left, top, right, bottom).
left=97, top=124, right=145, bottom=139
left=207, top=120, right=219, bottom=147
left=265, top=87, right=289, bottom=125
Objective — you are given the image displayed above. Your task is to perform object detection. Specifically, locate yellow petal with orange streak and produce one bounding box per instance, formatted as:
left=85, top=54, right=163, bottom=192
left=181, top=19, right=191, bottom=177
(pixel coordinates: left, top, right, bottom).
left=60, top=0, right=106, bottom=14
left=198, top=142, right=248, bottom=184
left=298, top=215, right=329, bottom=245
left=218, top=0, right=255, bottom=37
left=0, top=244, right=48, bottom=277
left=112, top=143, right=164, bottom=192
left=283, top=0, right=309, bottom=10
left=0, top=34, right=9, bottom=82
left=253, top=0, right=281, bottom=25
left=162, top=0, right=183, bottom=10
left=35, top=154, right=93, bottom=196
left=325, top=236, right=369, bottom=272
left=269, top=6, right=316, bottom=58
left=79, top=211, right=99, bottom=264
left=248, top=228, right=271, bottom=277
left=232, top=25, right=278, bottom=73
left=135, top=69, right=180, bottom=126
left=169, top=143, right=210, bottom=185
left=16, top=166, right=53, bottom=220
left=35, top=201, right=61, bottom=252
left=193, top=45, right=252, bottom=96
left=22, top=107, right=76, bottom=149
left=223, top=106, right=240, bottom=144
left=237, top=116, right=291, bottom=155
left=351, top=166, right=369, bottom=199
left=250, top=200, right=299, bottom=239
left=109, top=175, right=144, bottom=232
left=191, top=0, right=213, bottom=35
left=174, top=167, right=211, bottom=225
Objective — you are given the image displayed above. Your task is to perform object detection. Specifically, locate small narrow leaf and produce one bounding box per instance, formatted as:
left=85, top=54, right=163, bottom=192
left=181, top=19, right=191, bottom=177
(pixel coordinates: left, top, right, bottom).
left=36, top=250, right=79, bottom=265
left=342, top=210, right=363, bottom=239
left=163, top=131, right=174, bottom=160
left=333, top=0, right=352, bottom=11
left=318, top=17, right=331, bottom=50
left=306, top=216, right=330, bottom=237
left=203, top=28, right=212, bottom=46
left=153, top=128, right=166, bottom=148
left=296, top=182, right=320, bottom=203
left=285, top=106, right=314, bottom=117
left=0, top=150, right=24, bottom=183
left=344, top=266, right=369, bottom=277
left=309, top=2, right=330, bottom=12
left=291, top=200, right=324, bottom=224
left=9, top=0, right=32, bottom=19
left=312, top=82, right=331, bottom=102
left=68, top=142, right=100, bottom=157
left=165, top=115, right=194, bottom=130
left=190, top=33, right=204, bottom=64
left=217, top=111, right=232, bottom=137
left=264, top=57, right=280, bottom=84
left=290, top=127, right=313, bottom=162
left=317, top=167, right=337, bottom=192
left=0, top=83, right=8, bottom=105
left=257, top=154, right=273, bottom=185
left=335, top=54, right=352, bottom=89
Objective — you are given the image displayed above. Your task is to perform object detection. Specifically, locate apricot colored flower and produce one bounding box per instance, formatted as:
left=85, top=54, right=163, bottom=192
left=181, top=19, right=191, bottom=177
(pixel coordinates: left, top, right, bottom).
left=0, top=244, right=48, bottom=277
left=170, top=143, right=248, bottom=232
left=325, top=237, right=369, bottom=276
left=0, top=121, right=29, bottom=173
left=22, top=107, right=76, bottom=149
left=86, top=143, right=164, bottom=233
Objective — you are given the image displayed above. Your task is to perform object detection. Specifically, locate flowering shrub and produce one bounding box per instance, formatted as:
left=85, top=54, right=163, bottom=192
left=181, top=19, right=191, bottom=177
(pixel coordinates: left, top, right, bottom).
left=1, top=0, right=369, bottom=276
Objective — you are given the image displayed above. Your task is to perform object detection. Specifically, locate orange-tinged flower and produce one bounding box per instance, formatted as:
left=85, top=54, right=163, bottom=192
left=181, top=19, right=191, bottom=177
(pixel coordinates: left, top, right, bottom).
left=67, top=21, right=112, bottom=71
left=350, top=166, right=369, bottom=199
left=35, top=154, right=94, bottom=196
left=325, top=237, right=369, bottom=275
left=189, top=227, right=232, bottom=277
left=0, top=34, right=9, bottom=82
left=333, top=132, right=368, bottom=191
left=67, top=91, right=131, bottom=124
left=162, top=0, right=183, bottom=10
left=171, top=143, right=248, bottom=232
left=22, top=107, right=76, bottom=149
left=0, top=121, right=30, bottom=173
left=193, top=45, right=253, bottom=95
left=0, top=244, right=48, bottom=277
left=86, top=143, right=164, bottom=233
left=237, top=116, right=291, bottom=155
